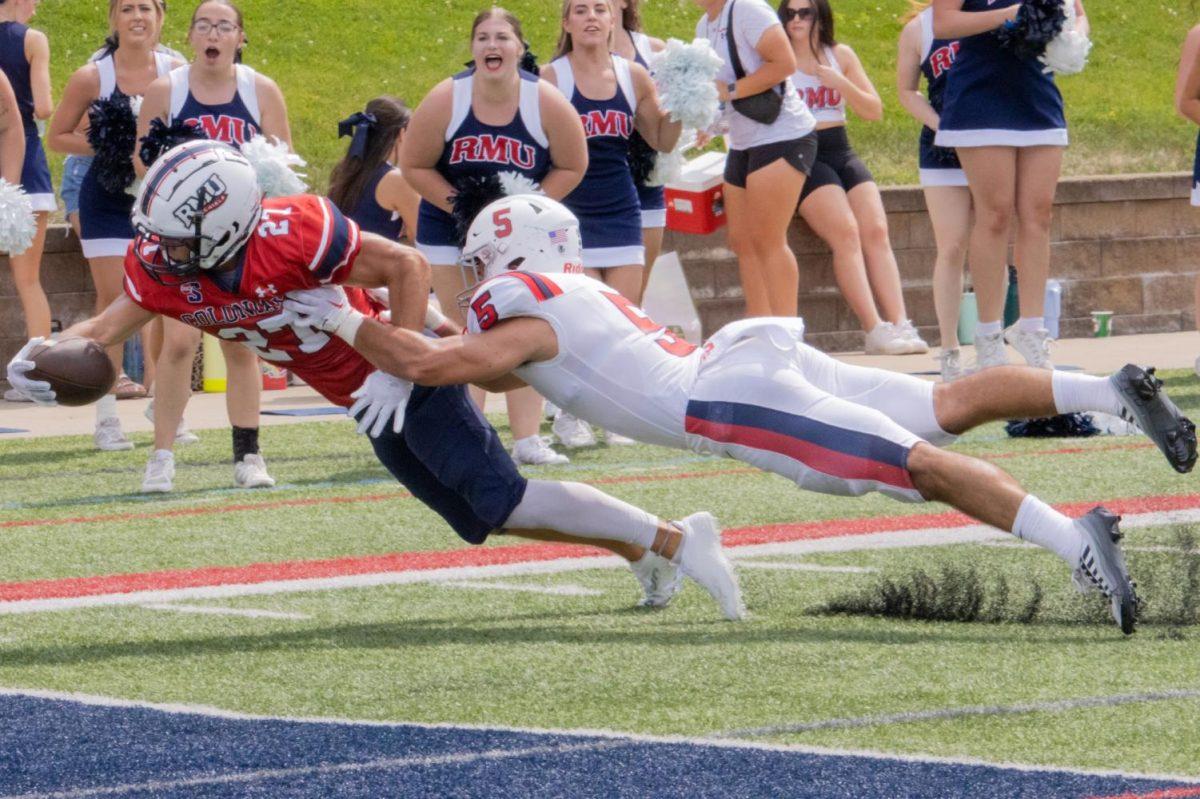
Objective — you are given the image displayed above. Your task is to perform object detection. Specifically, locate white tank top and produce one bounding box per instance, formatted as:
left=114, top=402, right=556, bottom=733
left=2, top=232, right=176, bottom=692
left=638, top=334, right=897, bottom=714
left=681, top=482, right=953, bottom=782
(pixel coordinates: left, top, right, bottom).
left=465, top=272, right=700, bottom=449
left=167, top=63, right=261, bottom=123
left=791, top=46, right=846, bottom=125
left=95, top=51, right=175, bottom=102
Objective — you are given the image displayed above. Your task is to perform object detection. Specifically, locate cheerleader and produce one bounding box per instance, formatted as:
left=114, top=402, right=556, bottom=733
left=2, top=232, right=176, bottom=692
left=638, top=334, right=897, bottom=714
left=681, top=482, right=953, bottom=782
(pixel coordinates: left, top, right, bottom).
left=401, top=7, right=588, bottom=467
left=933, top=0, right=1088, bottom=370
left=611, top=0, right=667, bottom=301
left=898, top=0, right=969, bottom=379
left=783, top=0, right=927, bottom=356
left=327, top=96, right=420, bottom=244
left=47, top=0, right=182, bottom=447
left=1176, top=22, right=1200, bottom=375
left=0, top=71, right=21, bottom=184
left=0, top=0, right=53, bottom=400
left=134, top=0, right=287, bottom=493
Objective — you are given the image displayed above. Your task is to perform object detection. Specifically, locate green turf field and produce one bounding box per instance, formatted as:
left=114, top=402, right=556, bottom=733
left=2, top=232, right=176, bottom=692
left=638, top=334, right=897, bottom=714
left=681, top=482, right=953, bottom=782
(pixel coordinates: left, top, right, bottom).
left=32, top=0, right=1200, bottom=188
left=1, top=369, right=1198, bottom=778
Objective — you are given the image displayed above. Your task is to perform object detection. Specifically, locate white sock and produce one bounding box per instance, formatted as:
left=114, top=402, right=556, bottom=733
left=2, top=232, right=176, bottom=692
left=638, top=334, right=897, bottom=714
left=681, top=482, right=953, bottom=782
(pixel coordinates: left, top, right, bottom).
left=151, top=448, right=174, bottom=462
left=1018, top=316, right=1044, bottom=332
left=1012, top=495, right=1083, bottom=565
left=976, top=320, right=1002, bottom=337
left=1052, top=371, right=1123, bottom=416
left=96, top=394, right=117, bottom=422
left=504, top=480, right=659, bottom=549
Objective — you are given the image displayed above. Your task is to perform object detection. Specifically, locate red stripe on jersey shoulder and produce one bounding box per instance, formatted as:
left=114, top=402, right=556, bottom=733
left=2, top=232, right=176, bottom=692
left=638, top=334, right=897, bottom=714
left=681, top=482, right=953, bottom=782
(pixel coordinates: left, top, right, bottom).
left=491, top=271, right=563, bottom=302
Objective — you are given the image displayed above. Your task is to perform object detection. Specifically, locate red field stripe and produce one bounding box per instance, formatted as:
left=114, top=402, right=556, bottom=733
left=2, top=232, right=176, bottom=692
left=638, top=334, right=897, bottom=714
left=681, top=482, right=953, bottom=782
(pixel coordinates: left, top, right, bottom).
left=1088, top=788, right=1200, bottom=799
left=2, top=492, right=1197, bottom=603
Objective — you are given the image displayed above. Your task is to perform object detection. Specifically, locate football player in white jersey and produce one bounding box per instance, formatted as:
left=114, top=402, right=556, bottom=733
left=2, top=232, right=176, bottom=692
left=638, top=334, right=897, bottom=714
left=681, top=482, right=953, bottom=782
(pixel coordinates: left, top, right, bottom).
left=274, top=195, right=1197, bottom=636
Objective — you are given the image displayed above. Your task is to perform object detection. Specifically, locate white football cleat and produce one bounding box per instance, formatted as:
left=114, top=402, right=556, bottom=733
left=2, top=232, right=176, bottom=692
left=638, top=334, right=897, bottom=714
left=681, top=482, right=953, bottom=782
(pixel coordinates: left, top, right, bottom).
left=629, top=552, right=681, bottom=608
left=234, top=453, right=276, bottom=488
left=94, top=417, right=134, bottom=451
left=511, top=436, right=569, bottom=466
left=676, top=512, right=746, bottom=621
left=141, top=450, right=176, bottom=493
left=552, top=411, right=596, bottom=449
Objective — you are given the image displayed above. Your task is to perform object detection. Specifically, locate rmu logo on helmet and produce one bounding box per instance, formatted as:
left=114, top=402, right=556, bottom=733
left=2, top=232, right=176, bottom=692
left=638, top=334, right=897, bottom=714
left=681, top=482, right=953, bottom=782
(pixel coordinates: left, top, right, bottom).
left=172, top=174, right=229, bottom=228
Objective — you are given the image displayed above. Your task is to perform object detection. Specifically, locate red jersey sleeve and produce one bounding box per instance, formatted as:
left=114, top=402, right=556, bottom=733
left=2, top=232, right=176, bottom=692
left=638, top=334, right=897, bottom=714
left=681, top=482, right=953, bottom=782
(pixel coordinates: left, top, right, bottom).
left=291, top=195, right=363, bottom=286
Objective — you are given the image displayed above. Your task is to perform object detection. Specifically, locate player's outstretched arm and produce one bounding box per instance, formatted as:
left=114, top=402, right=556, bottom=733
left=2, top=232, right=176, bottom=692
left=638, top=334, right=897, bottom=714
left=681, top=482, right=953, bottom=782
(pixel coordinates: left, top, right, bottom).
left=61, top=294, right=157, bottom=349
left=352, top=316, right=552, bottom=388
left=342, top=233, right=431, bottom=331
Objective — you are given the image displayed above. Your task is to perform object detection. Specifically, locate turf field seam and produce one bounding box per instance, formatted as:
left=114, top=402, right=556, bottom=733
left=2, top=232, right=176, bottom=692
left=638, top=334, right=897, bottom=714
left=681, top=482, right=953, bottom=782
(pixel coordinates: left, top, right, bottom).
left=716, top=689, right=1200, bottom=737
left=1, top=687, right=1197, bottom=787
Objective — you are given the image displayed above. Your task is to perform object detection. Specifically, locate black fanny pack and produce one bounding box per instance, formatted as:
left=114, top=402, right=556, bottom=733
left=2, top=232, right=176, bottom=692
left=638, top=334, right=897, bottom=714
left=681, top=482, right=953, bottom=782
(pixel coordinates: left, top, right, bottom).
left=727, top=0, right=784, bottom=125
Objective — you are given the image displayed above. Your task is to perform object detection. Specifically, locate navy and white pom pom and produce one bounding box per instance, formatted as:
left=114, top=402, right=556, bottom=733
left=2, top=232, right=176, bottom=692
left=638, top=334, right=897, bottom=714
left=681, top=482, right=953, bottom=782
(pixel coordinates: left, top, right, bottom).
left=650, top=38, right=723, bottom=131
left=451, top=173, right=504, bottom=246
left=994, top=0, right=1067, bottom=61
left=86, top=94, right=138, bottom=193
left=1039, top=0, right=1091, bottom=75
left=240, top=135, right=308, bottom=198
left=0, top=179, right=36, bottom=255
left=139, top=117, right=209, bottom=168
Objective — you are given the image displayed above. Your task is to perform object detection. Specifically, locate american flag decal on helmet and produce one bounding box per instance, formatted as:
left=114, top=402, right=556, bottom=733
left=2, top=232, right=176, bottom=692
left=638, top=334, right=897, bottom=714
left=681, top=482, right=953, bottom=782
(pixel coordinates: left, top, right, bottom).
left=548, top=228, right=570, bottom=246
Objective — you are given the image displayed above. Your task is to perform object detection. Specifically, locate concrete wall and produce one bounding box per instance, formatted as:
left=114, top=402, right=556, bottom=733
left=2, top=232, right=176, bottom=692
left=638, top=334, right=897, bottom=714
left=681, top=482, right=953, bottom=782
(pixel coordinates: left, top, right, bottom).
left=2, top=171, right=1197, bottom=375
left=666, top=172, right=1200, bottom=352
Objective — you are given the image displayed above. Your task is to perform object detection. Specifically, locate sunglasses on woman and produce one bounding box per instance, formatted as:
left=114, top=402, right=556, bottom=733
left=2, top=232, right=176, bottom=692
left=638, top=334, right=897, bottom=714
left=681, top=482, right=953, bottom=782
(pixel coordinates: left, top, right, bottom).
left=780, top=7, right=815, bottom=22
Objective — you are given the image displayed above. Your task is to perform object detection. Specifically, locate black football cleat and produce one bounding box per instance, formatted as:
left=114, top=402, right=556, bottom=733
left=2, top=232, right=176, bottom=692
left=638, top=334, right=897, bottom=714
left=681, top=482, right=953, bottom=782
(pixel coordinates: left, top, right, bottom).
left=1072, top=507, right=1140, bottom=636
left=1111, top=365, right=1197, bottom=474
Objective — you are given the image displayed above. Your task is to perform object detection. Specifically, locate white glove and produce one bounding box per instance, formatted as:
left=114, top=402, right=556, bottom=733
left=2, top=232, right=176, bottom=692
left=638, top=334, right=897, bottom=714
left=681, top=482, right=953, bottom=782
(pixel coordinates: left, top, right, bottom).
left=348, top=370, right=413, bottom=438
left=6, top=337, right=56, bottom=406
left=264, top=285, right=366, bottom=344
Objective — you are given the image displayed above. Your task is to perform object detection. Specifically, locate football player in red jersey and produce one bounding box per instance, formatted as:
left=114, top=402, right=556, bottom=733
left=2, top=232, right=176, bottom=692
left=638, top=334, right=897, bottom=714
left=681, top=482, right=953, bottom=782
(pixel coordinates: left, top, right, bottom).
left=6, top=141, right=744, bottom=620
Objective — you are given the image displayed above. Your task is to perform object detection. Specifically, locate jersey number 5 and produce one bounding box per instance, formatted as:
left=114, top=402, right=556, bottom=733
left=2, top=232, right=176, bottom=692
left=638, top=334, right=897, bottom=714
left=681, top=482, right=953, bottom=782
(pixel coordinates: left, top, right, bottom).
left=470, top=290, right=499, bottom=331
left=601, top=291, right=696, bottom=357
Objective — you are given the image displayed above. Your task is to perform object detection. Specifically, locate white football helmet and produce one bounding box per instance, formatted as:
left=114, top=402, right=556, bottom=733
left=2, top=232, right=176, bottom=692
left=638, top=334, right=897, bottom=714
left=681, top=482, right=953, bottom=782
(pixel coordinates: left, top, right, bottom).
left=459, top=194, right=583, bottom=289
left=132, top=140, right=263, bottom=279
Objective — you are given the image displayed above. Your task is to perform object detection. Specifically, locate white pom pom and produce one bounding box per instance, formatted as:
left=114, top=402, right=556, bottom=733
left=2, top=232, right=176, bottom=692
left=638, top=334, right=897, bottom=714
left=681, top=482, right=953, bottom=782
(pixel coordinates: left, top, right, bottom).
left=128, top=94, right=144, bottom=119
left=645, top=129, right=694, bottom=188
left=498, top=171, right=543, bottom=196
left=650, top=38, right=723, bottom=131
left=1039, top=0, right=1091, bottom=75
left=0, top=179, right=37, bottom=255
left=239, top=135, right=308, bottom=198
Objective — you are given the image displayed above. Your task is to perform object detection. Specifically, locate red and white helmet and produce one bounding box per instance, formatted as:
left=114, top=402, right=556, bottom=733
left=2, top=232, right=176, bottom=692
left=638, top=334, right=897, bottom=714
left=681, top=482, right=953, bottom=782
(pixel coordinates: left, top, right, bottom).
left=459, top=194, right=583, bottom=288
left=132, top=140, right=263, bottom=279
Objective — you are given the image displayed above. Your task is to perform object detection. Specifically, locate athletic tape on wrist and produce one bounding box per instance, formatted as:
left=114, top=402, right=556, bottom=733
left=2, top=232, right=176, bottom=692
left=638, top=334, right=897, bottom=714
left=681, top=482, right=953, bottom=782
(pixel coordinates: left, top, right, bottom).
left=335, top=311, right=366, bottom=345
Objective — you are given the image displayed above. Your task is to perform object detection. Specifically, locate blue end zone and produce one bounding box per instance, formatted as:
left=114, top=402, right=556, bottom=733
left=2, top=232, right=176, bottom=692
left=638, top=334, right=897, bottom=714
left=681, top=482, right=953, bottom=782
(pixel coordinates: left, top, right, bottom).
left=0, top=693, right=1192, bottom=799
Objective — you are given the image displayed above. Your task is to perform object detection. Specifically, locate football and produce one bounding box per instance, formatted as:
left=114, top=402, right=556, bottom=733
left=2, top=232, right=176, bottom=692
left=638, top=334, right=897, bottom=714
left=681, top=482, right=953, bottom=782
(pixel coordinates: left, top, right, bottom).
left=24, top=337, right=117, bottom=407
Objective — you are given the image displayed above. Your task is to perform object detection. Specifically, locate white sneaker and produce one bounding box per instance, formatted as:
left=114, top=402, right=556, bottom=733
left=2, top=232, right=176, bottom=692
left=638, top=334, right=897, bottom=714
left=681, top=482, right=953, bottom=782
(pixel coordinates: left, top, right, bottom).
left=141, top=450, right=175, bottom=493
left=234, top=453, right=276, bottom=488
left=864, top=322, right=910, bottom=355
left=1004, top=324, right=1053, bottom=370
left=629, top=552, right=681, bottom=608
left=675, top=512, right=746, bottom=621
left=552, top=411, right=596, bottom=449
left=94, top=418, right=134, bottom=451
left=3, top=388, right=31, bottom=402
left=896, top=320, right=930, bottom=354
left=972, top=330, right=1010, bottom=371
left=937, top=348, right=967, bottom=382
left=544, top=400, right=560, bottom=421
left=144, top=401, right=199, bottom=446
left=512, top=435, right=570, bottom=466
left=604, top=430, right=638, bottom=446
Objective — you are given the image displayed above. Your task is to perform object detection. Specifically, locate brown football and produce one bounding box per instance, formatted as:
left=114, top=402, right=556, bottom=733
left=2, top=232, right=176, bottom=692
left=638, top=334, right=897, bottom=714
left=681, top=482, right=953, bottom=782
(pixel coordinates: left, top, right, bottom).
left=25, top=337, right=116, bottom=407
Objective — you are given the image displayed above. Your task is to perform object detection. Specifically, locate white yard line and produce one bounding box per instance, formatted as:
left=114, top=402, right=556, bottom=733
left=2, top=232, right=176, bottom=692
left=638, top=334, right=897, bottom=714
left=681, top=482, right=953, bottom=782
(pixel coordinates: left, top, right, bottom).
left=439, top=581, right=603, bottom=597
left=733, top=560, right=878, bottom=574
left=0, top=687, right=1197, bottom=789
left=138, top=604, right=311, bottom=620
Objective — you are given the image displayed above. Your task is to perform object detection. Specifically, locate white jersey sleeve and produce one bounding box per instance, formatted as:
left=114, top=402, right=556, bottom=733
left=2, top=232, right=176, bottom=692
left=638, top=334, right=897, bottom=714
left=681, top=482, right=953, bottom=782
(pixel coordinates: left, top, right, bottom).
left=465, top=272, right=560, bottom=334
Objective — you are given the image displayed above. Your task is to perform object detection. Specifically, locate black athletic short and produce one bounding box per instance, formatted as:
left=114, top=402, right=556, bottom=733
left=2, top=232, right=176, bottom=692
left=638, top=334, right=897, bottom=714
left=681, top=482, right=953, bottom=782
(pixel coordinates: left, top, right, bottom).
left=799, top=126, right=875, bottom=204
left=724, top=132, right=818, bottom=189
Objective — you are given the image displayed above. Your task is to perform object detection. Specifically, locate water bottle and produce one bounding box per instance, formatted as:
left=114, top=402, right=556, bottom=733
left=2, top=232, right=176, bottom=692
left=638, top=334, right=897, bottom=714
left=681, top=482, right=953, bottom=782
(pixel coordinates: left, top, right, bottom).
left=1003, top=265, right=1020, bottom=328
left=1043, top=279, right=1061, bottom=339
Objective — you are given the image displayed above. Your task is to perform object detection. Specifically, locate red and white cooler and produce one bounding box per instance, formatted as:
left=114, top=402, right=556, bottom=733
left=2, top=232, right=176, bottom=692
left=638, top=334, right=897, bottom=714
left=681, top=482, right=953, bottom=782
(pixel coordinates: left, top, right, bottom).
left=665, top=151, right=727, bottom=235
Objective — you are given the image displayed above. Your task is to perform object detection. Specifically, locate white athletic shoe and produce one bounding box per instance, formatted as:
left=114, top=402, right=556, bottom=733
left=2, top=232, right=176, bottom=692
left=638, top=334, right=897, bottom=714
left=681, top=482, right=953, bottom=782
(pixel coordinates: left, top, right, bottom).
left=512, top=436, right=570, bottom=466
left=604, top=430, right=638, bottom=446
left=544, top=400, right=560, bottom=421
left=864, top=322, right=910, bottom=356
left=141, top=450, right=176, bottom=493
left=3, top=387, right=31, bottom=402
left=972, top=331, right=1010, bottom=371
left=552, top=411, right=596, bottom=449
left=143, top=401, right=199, bottom=446
left=94, top=418, right=134, bottom=451
left=896, top=320, right=930, bottom=354
left=676, top=512, right=746, bottom=621
left=1004, top=324, right=1053, bottom=370
left=629, top=552, right=681, bottom=608
left=234, top=453, right=276, bottom=488
left=937, top=348, right=967, bottom=382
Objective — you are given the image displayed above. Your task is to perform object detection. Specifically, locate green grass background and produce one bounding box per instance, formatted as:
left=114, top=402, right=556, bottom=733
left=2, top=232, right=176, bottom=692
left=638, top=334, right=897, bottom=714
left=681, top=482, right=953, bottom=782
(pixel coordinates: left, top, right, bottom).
left=32, top=0, right=1200, bottom=189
